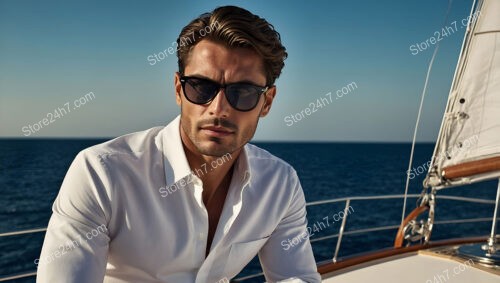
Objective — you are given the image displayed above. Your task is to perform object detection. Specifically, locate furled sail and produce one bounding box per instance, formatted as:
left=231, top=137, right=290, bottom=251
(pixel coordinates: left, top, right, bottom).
left=425, top=0, right=500, bottom=189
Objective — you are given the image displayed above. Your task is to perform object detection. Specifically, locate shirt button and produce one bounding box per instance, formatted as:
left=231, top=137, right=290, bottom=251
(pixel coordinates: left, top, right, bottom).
left=199, top=233, right=205, bottom=240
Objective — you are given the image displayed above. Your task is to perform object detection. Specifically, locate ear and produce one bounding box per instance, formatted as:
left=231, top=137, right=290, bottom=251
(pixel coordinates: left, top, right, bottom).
left=260, top=86, right=276, bottom=117
left=174, top=72, right=182, bottom=106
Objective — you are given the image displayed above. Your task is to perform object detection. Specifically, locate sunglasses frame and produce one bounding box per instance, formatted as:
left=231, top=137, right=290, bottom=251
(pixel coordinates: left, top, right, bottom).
left=180, top=75, right=269, bottom=112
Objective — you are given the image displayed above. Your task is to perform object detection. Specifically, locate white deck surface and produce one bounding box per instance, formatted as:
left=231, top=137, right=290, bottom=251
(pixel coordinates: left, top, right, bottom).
left=322, top=253, right=499, bottom=283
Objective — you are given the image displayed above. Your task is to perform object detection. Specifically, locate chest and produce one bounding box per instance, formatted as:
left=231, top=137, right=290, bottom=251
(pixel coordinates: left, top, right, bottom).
left=204, top=181, right=231, bottom=255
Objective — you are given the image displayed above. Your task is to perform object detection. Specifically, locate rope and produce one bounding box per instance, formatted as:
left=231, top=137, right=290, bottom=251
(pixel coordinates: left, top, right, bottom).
left=400, top=0, right=455, bottom=226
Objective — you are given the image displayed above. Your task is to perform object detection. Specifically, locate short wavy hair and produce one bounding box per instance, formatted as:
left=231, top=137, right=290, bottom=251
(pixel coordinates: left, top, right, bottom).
left=176, top=6, right=287, bottom=86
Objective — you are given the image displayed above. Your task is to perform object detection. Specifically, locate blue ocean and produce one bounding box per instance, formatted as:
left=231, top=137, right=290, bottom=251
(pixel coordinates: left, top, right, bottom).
left=0, top=139, right=496, bottom=282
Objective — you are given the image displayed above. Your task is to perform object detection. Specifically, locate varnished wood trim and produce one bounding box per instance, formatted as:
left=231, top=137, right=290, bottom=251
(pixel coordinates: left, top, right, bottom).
left=443, top=156, right=500, bottom=179
left=393, top=205, right=429, bottom=248
left=317, top=236, right=487, bottom=274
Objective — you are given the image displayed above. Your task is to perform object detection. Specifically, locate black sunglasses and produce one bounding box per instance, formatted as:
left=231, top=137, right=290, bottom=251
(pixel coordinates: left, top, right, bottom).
left=180, top=76, right=269, bottom=112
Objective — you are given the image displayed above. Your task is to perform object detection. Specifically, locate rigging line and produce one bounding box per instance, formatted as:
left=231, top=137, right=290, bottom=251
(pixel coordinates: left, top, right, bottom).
left=400, top=0, right=455, bottom=227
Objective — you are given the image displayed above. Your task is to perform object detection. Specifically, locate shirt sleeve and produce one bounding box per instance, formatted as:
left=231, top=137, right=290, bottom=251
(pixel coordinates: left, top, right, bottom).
left=36, top=150, right=112, bottom=283
left=258, top=170, right=321, bottom=283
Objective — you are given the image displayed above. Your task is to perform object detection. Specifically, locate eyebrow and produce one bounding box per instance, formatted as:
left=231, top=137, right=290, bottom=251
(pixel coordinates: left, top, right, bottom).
left=185, top=73, right=265, bottom=87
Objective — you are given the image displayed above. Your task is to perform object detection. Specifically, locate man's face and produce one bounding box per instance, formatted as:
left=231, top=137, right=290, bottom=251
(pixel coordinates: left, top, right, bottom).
left=175, top=40, right=276, bottom=157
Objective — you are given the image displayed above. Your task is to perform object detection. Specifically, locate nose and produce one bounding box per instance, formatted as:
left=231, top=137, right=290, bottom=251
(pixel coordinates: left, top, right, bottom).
left=207, top=88, right=231, bottom=117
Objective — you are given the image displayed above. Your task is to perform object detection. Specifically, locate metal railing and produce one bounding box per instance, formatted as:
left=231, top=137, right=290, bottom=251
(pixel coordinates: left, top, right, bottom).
left=232, top=194, right=497, bottom=282
left=0, top=194, right=496, bottom=282
left=0, top=228, right=46, bottom=282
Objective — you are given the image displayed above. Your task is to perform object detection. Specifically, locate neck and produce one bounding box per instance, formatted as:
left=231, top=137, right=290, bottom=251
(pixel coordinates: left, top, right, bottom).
left=180, top=128, right=241, bottom=204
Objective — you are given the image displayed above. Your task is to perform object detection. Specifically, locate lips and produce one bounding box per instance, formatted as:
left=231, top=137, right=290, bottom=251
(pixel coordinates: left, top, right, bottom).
left=200, top=126, right=235, bottom=137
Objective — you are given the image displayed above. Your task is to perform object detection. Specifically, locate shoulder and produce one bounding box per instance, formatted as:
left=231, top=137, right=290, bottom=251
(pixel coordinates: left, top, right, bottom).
left=78, top=126, right=165, bottom=163
left=244, top=143, right=299, bottom=181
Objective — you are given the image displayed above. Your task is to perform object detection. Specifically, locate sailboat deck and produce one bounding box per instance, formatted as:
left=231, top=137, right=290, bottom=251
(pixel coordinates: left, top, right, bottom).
left=322, top=249, right=499, bottom=283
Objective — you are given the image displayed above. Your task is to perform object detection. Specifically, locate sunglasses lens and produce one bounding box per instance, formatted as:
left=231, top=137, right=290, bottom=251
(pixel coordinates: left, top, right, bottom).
left=225, top=85, right=261, bottom=111
left=182, top=77, right=264, bottom=111
left=183, top=78, right=219, bottom=104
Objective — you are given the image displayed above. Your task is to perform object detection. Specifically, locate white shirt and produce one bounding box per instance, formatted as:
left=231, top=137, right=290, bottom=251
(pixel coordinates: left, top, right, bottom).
left=36, top=116, right=321, bottom=283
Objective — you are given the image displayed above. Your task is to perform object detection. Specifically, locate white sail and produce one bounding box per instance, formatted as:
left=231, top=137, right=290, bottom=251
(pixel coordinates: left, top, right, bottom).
left=425, top=0, right=500, bottom=189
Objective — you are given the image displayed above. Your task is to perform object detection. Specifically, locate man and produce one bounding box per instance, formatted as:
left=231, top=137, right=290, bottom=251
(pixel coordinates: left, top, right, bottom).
left=37, top=5, right=321, bottom=283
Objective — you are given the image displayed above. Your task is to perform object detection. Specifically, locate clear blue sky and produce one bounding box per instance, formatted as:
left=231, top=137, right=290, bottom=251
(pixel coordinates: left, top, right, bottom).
left=0, top=0, right=473, bottom=141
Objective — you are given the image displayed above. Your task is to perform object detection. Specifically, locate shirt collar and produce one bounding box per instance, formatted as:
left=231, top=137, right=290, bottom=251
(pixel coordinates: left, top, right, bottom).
left=161, top=115, right=252, bottom=188
left=233, top=144, right=252, bottom=187
left=161, top=115, right=193, bottom=188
